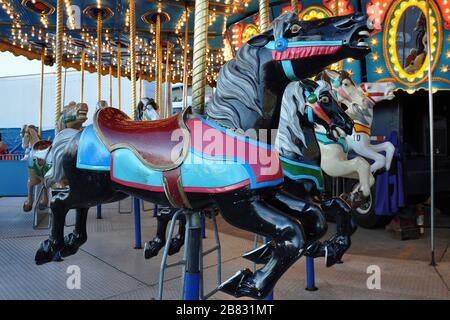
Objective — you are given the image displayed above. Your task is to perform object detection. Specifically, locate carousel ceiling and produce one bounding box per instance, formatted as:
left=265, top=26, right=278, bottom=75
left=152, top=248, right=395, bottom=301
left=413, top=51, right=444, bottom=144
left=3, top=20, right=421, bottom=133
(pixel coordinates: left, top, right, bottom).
left=0, top=0, right=293, bottom=84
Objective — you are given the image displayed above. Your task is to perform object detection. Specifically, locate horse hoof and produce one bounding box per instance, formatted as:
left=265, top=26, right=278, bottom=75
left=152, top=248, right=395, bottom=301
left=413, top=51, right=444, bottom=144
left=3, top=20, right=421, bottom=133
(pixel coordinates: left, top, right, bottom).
left=60, top=233, right=86, bottom=258
left=168, top=236, right=184, bottom=256
left=23, top=202, right=32, bottom=212
left=143, top=239, right=165, bottom=259
left=219, top=269, right=268, bottom=299
left=35, top=239, right=63, bottom=265
left=324, top=236, right=350, bottom=267
left=242, top=241, right=274, bottom=264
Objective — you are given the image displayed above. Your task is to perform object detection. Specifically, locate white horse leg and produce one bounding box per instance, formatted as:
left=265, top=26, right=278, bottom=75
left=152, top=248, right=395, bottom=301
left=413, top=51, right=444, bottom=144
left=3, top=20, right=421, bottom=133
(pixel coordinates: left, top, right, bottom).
left=319, top=144, right=373, bottom=197
left=348, top=133, right=386, bottom=173
left=370, top=141, right=395, bottom=171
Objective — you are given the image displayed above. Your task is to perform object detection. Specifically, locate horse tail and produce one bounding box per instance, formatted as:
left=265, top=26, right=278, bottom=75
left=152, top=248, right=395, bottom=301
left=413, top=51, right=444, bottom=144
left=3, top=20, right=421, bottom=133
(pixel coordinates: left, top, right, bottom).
left=44, top=129, right=78, bottom=188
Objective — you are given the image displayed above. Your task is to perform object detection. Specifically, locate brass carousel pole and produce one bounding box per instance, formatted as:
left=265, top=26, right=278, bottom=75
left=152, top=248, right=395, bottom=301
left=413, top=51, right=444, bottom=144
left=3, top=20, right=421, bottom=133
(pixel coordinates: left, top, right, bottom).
left=54, top=0, right=63, bottom=130
left=191, top=0, right=209, bottom=114
left=129, top=0, right=141, bottom=250
left=130, top=0, right=137, bottom=120
left=164, top=42, right=173, bottom=118
left=80, top=47, right=85, bottom=103
left=291, top=0, right=298, bottom=13
left=97, top=14, right=103, bottom=102
left=39, top=47, right=45, bottom=137
left=139, top=66, right=143, bottom=100
left=117, top=42, right=122, bottom=110
left=109, top=64, right=113, bottom=106
left=182, top=7, right=189, bottom=110
left=258, top=0, right=270, bottom=32
left=155, top=13, right=163, bottom=117
left=181, top=0, right=209, bottom=300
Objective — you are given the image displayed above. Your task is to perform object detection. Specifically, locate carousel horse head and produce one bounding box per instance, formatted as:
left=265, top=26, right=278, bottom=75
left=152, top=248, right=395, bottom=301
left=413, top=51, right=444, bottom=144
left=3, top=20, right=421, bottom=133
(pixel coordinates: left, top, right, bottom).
left=302, top=79, right=353, bottom=141
left=317, top=69, right=395, bottom=127
left=137, top=97, right=159, bottom=120
left=21, top=125, right=40, bottom=149
left=247, top=11, right=373, bottom=78
left=57, top=101, right=88, bottom=132
left=206, top=12, right=373, bottom=131
left=96, top=100, right=109, bottom=110
left=276, top=79, right=353, bottom=156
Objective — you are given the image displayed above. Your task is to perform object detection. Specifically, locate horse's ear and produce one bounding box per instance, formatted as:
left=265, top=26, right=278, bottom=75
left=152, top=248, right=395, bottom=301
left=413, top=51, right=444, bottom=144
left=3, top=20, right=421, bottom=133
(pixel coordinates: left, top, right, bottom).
left=247, top=34, right=271, bottom=48
left=324, top=69, right=339, bottom=80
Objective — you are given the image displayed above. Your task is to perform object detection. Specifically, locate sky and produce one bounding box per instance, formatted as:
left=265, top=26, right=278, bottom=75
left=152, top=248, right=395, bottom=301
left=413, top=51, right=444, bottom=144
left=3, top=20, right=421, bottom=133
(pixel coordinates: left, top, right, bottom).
left=0, top=51, right=55, bottom=78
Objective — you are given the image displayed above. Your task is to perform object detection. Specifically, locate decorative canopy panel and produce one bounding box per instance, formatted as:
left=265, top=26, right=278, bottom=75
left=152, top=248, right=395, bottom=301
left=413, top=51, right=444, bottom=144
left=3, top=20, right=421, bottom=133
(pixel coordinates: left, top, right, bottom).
left=364, top=0, right=450, bottom=92
left=0, top=0, right=277, bottom=85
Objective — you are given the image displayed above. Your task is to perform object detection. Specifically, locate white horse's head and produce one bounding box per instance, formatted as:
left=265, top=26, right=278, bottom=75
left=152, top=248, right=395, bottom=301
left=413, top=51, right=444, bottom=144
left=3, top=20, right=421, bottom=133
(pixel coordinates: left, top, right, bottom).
left=360, top=82, right=396, bottom=104
left=317, top=70, right=396, bottom=127
left=318, top=69, right=372, bottom=110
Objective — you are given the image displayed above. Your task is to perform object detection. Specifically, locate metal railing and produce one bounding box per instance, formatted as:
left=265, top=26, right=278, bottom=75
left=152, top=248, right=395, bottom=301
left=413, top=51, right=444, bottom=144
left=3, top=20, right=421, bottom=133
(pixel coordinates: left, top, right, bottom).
left=0, top=154, right=25, bottom=160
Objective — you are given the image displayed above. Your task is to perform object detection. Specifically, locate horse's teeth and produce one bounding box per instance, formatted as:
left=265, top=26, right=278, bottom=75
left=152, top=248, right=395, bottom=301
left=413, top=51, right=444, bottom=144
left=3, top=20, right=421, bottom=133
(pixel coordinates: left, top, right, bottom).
left=357, top=42, right=368, bottom=47
left=358, top=31, right=370, bottom=37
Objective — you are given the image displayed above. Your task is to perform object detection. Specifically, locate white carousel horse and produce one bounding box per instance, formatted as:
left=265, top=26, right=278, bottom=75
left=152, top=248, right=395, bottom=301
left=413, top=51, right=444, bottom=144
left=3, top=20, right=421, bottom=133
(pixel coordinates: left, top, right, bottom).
left=345, top=78, right=396, bottom=172
left=315, top=70, right=396, bottom=198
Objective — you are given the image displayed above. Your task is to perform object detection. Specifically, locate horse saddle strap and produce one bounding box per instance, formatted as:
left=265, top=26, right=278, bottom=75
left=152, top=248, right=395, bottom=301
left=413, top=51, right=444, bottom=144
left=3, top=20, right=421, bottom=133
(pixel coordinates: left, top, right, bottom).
left=163, top=168, right=192, bottom=209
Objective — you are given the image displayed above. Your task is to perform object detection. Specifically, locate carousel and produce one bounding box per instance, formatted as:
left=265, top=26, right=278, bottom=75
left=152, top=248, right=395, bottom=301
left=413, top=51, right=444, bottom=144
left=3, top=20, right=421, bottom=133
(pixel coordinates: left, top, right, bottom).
left=0, top=0, right=447, bottom=301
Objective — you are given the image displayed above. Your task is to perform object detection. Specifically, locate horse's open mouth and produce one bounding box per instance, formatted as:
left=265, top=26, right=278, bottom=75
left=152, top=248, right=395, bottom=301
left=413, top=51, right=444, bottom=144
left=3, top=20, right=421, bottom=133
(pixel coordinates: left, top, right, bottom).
left=273, top=45, right=342, bottom=60
left=349, top=29, right=370, bottom=50
left=77, top=109, right=88, bottom=120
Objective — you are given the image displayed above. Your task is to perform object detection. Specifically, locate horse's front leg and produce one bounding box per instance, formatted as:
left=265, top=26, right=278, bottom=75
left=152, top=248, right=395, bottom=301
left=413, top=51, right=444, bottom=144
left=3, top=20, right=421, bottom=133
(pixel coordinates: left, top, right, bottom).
left=319, top=143, right=374, bottom=197
left=35, top=191, right=70, bottom=264
left=23, top=169, right=39, bottom=212
left=348, top=133, right=386, bottom=173
left=318, top=197, right=357, bottom=267
left=370, top=141, right=395, bottom=171
left=61, top=207, right=89, bottom=258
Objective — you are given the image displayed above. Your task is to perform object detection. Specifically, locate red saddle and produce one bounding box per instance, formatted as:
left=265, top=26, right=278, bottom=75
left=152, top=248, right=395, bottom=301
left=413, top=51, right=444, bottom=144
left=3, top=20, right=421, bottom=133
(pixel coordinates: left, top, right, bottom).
left=94, top=107, right=191, bottom=170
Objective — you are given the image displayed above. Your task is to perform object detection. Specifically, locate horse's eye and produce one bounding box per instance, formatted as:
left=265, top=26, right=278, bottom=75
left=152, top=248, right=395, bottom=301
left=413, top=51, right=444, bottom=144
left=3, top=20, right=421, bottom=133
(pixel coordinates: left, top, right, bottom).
left=291, top=24, right=301, bottom=34
left=321, top=96, right=330, bottom=104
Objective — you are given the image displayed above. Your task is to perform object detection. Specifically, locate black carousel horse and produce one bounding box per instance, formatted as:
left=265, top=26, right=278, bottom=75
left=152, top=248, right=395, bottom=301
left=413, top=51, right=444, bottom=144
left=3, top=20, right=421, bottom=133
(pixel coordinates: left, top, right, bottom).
left=143, top=11, right=373, bottom=261
left=35, top=12, right=372, bottom=299
left=241, top=79, right=357, bottom=269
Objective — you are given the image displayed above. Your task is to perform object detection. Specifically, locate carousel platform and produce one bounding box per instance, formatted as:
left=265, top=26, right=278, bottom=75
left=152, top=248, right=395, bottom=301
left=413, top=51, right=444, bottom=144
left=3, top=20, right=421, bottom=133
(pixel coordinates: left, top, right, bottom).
left=0, top=197, right=449, bottom=300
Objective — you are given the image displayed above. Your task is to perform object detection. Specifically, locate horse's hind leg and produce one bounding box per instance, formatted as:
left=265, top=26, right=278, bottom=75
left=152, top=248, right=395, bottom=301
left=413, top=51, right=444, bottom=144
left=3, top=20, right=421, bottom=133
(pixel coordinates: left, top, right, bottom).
left=144, top=209, right=170, bottom=259
left=35, top=191, right=70, bottom=265
left=315, top=198, right=357, bottom=267
left=168, top=213, right=186, bottom=256
left=61, top=207, right=89, bottom=258
left=244, top=192, right=327, bottom=264
left=216, top=194, right=305, bottom=299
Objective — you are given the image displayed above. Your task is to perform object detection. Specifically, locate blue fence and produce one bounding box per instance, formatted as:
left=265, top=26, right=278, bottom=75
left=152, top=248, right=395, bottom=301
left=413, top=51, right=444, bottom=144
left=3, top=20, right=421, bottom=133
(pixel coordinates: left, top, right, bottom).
left=0, top=159, right=28, bottom=196
left=0, top=128, right=55, bottom=154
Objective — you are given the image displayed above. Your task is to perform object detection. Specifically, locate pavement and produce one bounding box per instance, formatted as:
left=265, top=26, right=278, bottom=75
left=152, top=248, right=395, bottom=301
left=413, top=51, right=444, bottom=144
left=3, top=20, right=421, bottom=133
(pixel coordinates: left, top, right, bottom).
left=0, top=196, right=449, bottom=300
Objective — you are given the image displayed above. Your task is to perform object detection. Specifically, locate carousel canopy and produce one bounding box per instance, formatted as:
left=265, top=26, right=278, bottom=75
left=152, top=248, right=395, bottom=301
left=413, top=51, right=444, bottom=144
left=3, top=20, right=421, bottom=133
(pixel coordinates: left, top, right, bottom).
left=0, top=0, right=294, bottom=85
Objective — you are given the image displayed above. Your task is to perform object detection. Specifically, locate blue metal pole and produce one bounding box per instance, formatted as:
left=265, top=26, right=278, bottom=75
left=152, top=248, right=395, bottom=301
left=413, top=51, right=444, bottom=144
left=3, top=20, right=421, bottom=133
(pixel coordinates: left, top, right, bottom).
left=133, top=197, right=142, bottom=249
left=96, top=205, right=102, bottom=219
left=183, top=211, right=201, bottom=300
left=153, top=204, right=158, bottom=217
left=305, top=256, right=318, bottom=291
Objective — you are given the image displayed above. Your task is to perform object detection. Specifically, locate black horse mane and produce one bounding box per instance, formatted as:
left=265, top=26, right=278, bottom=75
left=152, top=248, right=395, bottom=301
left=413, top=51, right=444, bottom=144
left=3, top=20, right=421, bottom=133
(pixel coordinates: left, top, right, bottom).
left=205, top=44, right=263, bottom=130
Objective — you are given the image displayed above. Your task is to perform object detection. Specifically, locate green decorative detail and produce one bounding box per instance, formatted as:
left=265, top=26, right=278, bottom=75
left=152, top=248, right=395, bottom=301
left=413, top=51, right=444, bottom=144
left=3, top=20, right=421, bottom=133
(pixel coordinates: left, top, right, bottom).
left=32, top=160, right=51, bottom=177
left=315, top=132, right=349, bottom=153
left=281, top=158, right=324, bottom=190
left=63, top=115, right=77, bottom=124
left=307, top=93, right=317, bottom=104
